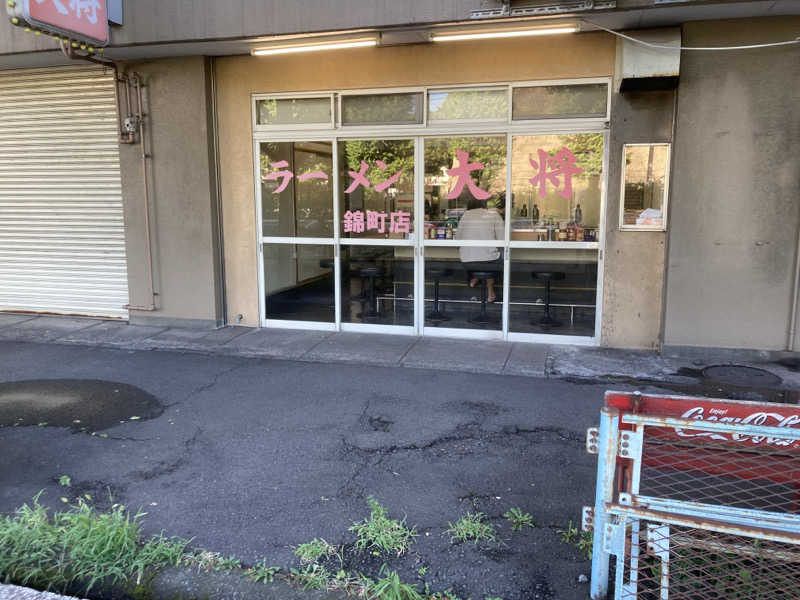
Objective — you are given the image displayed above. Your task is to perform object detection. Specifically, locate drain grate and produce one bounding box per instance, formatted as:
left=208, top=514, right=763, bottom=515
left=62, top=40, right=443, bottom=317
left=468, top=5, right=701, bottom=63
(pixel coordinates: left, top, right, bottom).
left=701, top=365, right=782, bottom=388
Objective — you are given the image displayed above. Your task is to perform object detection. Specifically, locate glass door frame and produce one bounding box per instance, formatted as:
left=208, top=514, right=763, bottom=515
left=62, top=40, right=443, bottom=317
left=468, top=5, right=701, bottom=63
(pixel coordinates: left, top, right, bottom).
left=253, top=87, right=610, bottom=345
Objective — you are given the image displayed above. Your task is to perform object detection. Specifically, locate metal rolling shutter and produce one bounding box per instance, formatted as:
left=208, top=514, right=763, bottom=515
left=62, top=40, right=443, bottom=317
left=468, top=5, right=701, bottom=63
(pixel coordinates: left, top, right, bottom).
left=0, top=65, right=129, bottom=318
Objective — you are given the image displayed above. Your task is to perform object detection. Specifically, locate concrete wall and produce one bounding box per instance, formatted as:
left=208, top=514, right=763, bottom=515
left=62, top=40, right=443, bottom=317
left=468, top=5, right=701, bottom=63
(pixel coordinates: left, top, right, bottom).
left=1, top=0, right=490, bottom=54
left=601, top=89, right=674, bottom=349
left=120, top=56, right=223, bottom=327
left=214, top=33, right=616, bottom=325
left=663, top=17, right=800, bottom=352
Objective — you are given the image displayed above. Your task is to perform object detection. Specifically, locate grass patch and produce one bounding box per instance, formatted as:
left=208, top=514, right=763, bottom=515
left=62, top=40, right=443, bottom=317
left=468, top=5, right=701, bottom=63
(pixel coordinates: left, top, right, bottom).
left=349, top=496, right=417, bottom=557
left=245, top=558, right=280, bottom=583
left=0, top=494, right=190, bottom=594
left=558, top=520, right=592, bottom=560
left=368, top=567, right=423, bottom=600
left=503, top=507, right=534, bottom=531
left=446, top=512, right=497, bottom=544
left=294, top=537, right=340, bottom=565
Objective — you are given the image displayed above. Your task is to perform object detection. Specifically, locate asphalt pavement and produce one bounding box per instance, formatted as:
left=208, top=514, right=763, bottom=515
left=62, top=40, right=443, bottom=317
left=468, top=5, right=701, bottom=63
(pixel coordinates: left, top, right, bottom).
left=0, top=340, right=629, bottom=600
left=1, top=338, right=797, bottom=600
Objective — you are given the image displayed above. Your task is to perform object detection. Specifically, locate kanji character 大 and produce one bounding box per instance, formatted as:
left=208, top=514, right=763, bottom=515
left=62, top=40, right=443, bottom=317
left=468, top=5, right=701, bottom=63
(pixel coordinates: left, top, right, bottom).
left=344, top=161, right=370, bottom=194
left=389, top=211, right=411, bottom=234
left=366, top=210, right=387, bottom=233
left=529, top=147, right=583, bottom=200
left=35, top=0, right=68, bottom=14
left=444, top=150, right=491, bottom=200
left=373, top=160, right=403, bottom=193
left=343, top=210, right=365, bottom=234
left=264, top=160, right=293, bottom=194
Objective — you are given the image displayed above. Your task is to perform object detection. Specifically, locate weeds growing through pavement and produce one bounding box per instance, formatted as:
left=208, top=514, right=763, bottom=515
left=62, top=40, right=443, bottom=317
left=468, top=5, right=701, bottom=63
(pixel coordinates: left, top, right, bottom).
left=349, top=496, right=417, bottom=556
left=503, top=507, right=534, bottom=531
left=245, top=558, right=280, bottom=583
left=367, top=566, right=423, bottom=600
left=294, top=537, right=341, bottom=565
left=58, top=475, right=71, bottom=487
left=0, top=493, right=190, bottom=594
left=558, top=520, right=593, bottom=560
left=446, top=512, right=497, bottom=544
left=289, top=563, right=330, bottom=590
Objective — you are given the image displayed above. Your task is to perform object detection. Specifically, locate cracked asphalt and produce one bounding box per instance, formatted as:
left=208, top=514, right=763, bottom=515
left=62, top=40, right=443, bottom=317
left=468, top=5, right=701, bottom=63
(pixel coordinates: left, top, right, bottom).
left=0, top=340, right=639, bottom=600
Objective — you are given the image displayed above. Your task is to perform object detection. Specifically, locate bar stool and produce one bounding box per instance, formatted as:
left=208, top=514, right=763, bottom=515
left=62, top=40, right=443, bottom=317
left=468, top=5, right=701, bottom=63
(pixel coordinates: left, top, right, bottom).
left=425, top=267, right=451, bottom=323
left=468, top=271, right=497, bottom=325
left=532, top=271, right=565, bottom=327
left=357, top=265, right=384, bottom=319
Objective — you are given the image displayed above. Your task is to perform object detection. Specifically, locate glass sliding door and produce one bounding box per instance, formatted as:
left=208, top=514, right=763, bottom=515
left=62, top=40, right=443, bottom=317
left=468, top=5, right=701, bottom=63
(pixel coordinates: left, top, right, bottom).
left=337, top=138, right=416, bottom=333
left=258, top=140, right=337, bottom=329
left=507, top=132, right=605, bottom=341
left=421, top=135, right=507, bottom=338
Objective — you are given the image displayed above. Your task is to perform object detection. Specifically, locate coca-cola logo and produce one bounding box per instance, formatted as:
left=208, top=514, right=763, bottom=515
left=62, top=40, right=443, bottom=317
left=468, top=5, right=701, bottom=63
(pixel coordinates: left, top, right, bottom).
left=675, top=407, right=800, bottom=449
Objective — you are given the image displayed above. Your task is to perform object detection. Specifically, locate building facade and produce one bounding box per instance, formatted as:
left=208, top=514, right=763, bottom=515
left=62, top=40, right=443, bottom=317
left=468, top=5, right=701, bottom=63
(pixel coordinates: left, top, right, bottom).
left=1, top=1, right=798, bottom=354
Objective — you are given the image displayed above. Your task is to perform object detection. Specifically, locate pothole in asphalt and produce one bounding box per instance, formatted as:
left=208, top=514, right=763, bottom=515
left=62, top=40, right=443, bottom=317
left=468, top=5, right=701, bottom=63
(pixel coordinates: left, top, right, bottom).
left=701, top=365, right=782, bottom=388
left=0, top=379, right=163, bottom=431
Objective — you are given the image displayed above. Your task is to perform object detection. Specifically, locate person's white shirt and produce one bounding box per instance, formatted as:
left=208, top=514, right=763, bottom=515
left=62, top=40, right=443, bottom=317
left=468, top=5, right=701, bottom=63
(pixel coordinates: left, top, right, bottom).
left=455, top=208, right=504, bottom=263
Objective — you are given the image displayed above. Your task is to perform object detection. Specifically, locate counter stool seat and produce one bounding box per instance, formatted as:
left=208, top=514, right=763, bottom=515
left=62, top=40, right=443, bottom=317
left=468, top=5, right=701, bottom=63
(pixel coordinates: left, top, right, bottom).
left=425, top=267, right=451, bottom=323
left=468, top=270, right=498, bottom=325
left=357, top=265, right=384, bottom=320
left=532, top=271, right=565, bottom=327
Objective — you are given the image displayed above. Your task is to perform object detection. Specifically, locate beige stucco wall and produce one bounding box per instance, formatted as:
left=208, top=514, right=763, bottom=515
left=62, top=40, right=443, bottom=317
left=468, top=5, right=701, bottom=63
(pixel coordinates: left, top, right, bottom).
left=600, top=90, right=674, bottom=349
left=215, top=32, right=615, bottom=326
left=663, top=17, right=800, bottom=351
left=121, top=56, right=223, bottom=327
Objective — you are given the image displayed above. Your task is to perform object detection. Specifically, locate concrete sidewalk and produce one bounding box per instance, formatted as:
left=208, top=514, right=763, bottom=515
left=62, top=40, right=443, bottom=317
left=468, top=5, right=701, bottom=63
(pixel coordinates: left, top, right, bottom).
left=0, top=313, right=798, bottom=390
left=0, top=585, right=83, bottom=600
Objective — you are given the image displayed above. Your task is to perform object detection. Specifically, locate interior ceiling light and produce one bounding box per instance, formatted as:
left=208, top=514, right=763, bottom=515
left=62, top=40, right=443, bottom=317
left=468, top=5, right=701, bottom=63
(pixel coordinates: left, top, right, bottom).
left=252, top=38, right=377, bottom=56
left=431, top=25, right=579, bottom=42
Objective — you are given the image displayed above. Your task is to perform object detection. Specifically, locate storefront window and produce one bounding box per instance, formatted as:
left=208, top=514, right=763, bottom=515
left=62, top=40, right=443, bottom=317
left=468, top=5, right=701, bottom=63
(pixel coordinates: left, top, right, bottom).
left=512, top=83, right=608, bottom=120
left=338, top=139, right=414, bottom=239
left=263, top=244, right=335, bottom=323
left=256, top=97, right=332, bottom=127
left=424, top=136, right=507, bottom=241
left=508, top=248, right=597, bottom=336
left=620, top=143, right=670, bottom=230
left=510, top=133, right=603, bottom=242
left=423, top=246, right=503, bottom=331
left=341, top=245, right=414, bottom=326
left=341, top=92, right=424, bottom=126
left=260, top=141, right=333, bottom=238
left=428, top=88, right=507, bottom=122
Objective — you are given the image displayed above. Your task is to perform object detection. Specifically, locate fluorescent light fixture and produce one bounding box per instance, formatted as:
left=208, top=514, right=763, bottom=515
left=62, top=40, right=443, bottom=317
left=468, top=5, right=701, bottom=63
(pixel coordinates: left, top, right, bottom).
left=431, top=26, right=578, bottom=42
left=252, top=38, right=377, bottom=56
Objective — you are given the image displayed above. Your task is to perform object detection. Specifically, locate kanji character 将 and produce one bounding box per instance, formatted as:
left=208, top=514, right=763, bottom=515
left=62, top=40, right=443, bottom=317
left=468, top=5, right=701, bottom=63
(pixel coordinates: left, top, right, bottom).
left=297, top=170, right=329, bottom=182
left=344, top=161, right=370, bottom=194
left=343, top=210, right=365, bottom=233
left=264, top=160, right=293, bottom=194
left=389, top=211, right=411, bottom=234
left=373, top=160, right=403, bottom=192
left=366, top=210, right=387, bottom=233
left=70, top=0, right=102, bottom=23
left=529, top=147, right=583, bottom=200
left=444, top=150, right=491, bottom=200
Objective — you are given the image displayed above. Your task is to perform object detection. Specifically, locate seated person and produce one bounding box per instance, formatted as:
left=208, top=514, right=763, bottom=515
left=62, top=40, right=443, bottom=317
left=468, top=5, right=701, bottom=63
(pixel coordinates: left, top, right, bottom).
left=456, top=196, right=504, bottom=303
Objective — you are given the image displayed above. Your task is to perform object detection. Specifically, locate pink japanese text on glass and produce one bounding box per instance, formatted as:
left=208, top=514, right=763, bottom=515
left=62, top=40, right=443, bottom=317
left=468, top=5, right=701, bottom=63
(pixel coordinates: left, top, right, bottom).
left=445, top=150, right=491, bottom=200
left=529, top=147, right=583, bottom=199
left=265, top=161, right=328, bottom=194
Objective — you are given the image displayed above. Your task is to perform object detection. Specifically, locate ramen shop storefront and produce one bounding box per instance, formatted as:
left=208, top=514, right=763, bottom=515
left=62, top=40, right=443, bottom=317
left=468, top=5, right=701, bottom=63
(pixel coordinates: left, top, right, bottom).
left=215, top=33, right=617, bottom=344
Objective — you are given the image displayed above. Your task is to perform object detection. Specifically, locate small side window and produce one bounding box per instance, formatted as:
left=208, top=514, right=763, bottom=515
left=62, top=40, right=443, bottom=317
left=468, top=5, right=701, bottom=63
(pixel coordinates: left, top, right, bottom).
left=619, top=143, right=670, bottom=230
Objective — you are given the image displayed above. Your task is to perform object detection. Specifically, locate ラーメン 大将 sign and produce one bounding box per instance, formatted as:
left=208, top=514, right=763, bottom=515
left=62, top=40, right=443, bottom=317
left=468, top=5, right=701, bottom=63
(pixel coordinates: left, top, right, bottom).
left=11, top=0, right=109, bottom=46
